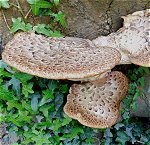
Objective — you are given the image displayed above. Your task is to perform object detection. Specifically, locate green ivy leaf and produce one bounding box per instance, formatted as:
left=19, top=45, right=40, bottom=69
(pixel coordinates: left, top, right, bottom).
left=39, top=90, right=54, bottom=106
left=137, top=66, right=149, bottom=75
left=140, top=135, right=148, bottom=143
left=32, top=134, right=52, bottom=145
left=48, top=80, right=58, bottom=92
left=0, top=60, right=14, bottom=74
left=7, top=100, right=23, bottom=111
left=125, top=127, right=133, bottom=138
left=31, top=4, right=40, bottom=15
left=18, top=110, right=32, bottom=124
left=0, top=0, right=10, bottom=9
left=34, top=24, right=63, bottom=37
left=54, top=92, right=64, bottom=111
left=62, top=115, right=72, bottom=126
left=131, top=102, right=137, bottom=112
left=50, top=30, right=63, bottom=37
left=116, top=131, right=130, bottom=145
left=27, top=0, right=52, bottom=15
left=138, top=77, right=145, bottom=88
left=31, top=93, right=40, bottom=112
left=39, top=104, right=54, bottom=118
left=8, top=76, right=21, bottom=96
left=34, top=24, right=52, bottom=36
left=59, top=84, right=69, bottom=93
left=0, top=85, right=14, bottom=100
left=0, top=68, right=12, bottom=77
left=51, top=11, right=66, bottom=27
left=10, top=17, right=32, bottom=33
left=52, top=119, right=62, bottom=131
left=104, top=128, right=113, bottom=138
left=134, top=88, right=141, bottom=99
left=122, top=111, right=130, bottom=120
left=14, top=72, right=33, bottom=84
left=85, top=137, right=95, bottom=144
left=11, top=143, right=19, bottom=145
left=22, top=82, right=34, bottom=97
left=104, top=137, right=112, bottom=145
left=114, top=123, right=124, bottom=130
left=27, top=0, right=40, bottom=5
left=60, top=127, right=84, bottom=140
left=54, top=0, right=59, bottom=5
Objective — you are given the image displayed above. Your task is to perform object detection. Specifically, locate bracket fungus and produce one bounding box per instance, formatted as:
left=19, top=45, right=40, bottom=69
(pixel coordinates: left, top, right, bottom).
left=2, top=32, right=121, bottom=81
left=2, top=9, right=149, bottom=129
left=93, top=9, right=150, bottom=66
left=64, top=71, right=128, bottom=128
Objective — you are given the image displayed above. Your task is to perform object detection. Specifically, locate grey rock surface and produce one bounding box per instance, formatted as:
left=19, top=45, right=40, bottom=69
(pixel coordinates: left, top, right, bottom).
left=0, top=11, right=13, bottom=47
left=60, top=0, right=149, bottom=40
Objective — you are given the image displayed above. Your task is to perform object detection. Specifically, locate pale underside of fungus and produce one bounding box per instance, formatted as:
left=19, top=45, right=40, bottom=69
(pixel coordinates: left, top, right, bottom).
left=2, top=32, right=121, bottom=81
left=64, top=71, right=128, bottom=128
left=93, top=9, right=150, bottom=66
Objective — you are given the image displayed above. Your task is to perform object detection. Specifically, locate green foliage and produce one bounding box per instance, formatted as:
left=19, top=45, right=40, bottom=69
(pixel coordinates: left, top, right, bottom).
left=50, top=11, right=67, bottom=27
left=0, top=60, right=95, bottom=144
left=124, top=66, right=149, bottom=112
left=53, top=0, right=59, bottom=6
left=99, top=119, right=150, bottom=145
left=99, top=66, right=150, bottom=145
left=27, top=0, right=52, bottom=15
left=10, top=17, right=32, bottom=33
left=7, top=0, right=66, bottom=36
left=0, top=0, right=10, bottom=9
left=33, top=24, right=63, bottom=37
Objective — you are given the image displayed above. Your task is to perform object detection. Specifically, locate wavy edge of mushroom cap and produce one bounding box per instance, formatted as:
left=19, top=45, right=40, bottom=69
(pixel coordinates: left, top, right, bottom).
left=63, top=71, right=128, bottom=128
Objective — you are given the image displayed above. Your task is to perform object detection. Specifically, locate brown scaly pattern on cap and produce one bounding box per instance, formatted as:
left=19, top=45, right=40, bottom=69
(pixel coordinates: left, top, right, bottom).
left=92, top=9, right=150, bottom=66
left=116, top=9, right=150, bottom=67
left=2, top=32, right=121, bottom=80
left=64, top=71, right=128, bottom=128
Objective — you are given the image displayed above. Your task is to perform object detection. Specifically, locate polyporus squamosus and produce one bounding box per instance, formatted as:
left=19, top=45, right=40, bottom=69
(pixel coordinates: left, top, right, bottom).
left=2, top=32, right=121, bottom=81
left=64, top=71, right=128, bottom=128
left=93, top=9, right=150, bottom=66
left=3, top=9, right=149, bottom=128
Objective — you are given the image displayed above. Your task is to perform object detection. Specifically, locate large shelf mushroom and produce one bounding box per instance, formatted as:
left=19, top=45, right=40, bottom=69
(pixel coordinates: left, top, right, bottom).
left=93, top=9, right=150, bottom=66
left=2, top=32, right=121, bottom=81
left=2, top=9, right=149, bottom=129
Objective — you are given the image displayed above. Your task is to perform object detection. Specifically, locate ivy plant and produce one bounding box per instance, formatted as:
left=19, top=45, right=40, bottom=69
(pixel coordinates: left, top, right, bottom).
left=0, top=60, right=96, bottom=144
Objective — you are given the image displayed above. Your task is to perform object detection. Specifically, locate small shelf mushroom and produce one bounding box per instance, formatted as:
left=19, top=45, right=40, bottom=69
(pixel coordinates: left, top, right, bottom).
left=2, top=32, right=121, bottom=81
left=64, top=71, right=128, bottom=128
left=93, top=9, right=150, bottom=66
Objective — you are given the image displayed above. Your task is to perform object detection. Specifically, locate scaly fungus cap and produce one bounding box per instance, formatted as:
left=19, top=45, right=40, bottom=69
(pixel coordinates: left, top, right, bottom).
left=93, top=9, right=150, bottom=66
left=2, top=32, right=121, bottom=80
left=115, top=9, right=150, bottom=67
left=64, top=71, right=128, bottom=128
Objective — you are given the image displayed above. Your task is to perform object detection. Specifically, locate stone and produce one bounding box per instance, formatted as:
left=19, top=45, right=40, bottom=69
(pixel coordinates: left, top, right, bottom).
left=60, top=0, right=149, bottom=40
